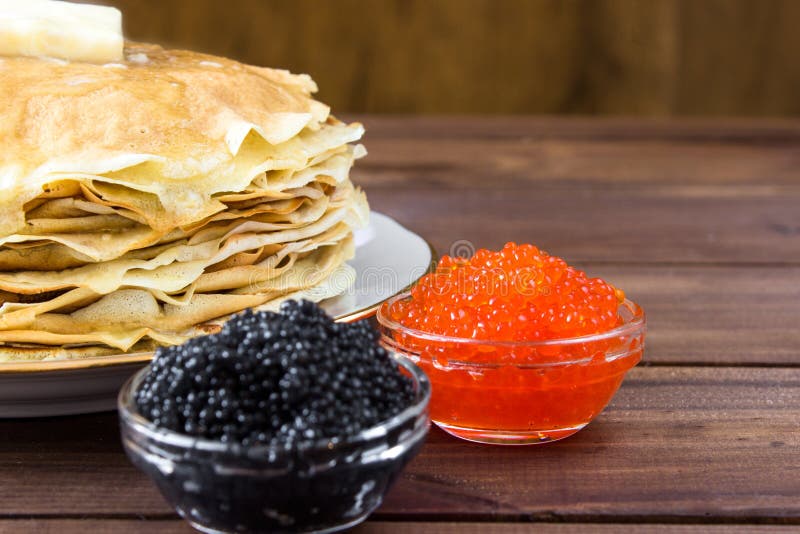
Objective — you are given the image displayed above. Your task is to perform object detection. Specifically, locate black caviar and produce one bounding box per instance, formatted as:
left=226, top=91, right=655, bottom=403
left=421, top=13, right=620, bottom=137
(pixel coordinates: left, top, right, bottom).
left=134, top=300, right=415, bottom=446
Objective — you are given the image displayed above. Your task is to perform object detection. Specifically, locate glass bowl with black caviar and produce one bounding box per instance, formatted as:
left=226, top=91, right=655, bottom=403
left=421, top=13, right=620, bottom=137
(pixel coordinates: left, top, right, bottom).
left=117, top=301, right=431, bottom=534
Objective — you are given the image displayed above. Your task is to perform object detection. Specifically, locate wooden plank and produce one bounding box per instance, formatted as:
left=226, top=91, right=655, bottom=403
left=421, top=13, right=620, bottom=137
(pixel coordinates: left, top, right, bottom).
left=349, top=117, right=800, bottom=196
left=676, top=0, right=800, bottom=116
left=0, top=367, right=796, bottom=522
left=354, top=116, right=800, bottom=142
left=355, top=138, right=800, bottom=189
left=560, top=0, right=679, bottom=115
left=349, top=119, right=800, bottom=264
left=379, top=367, right=800, bottom=521
left=0, top=520, right=191, bottom=534
left=358, top=524, right=800, bottom=534
left=577, top=266, right=800, bottom=365
left=354, top=138, right=800, bottom=187
left=86, top=1, right=800, bottom=116
left=362, top=186, right=800, bottom=264
left=90, top=0, right=586, bottom=114
left=0, top=520, right=796, bottom=534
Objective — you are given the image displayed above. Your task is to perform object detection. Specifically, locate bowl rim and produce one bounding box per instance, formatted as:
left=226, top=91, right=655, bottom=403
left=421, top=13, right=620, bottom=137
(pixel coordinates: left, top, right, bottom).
left=377, top=291, right=646, bottom=348
left=118, top=353, right=431, bottom=455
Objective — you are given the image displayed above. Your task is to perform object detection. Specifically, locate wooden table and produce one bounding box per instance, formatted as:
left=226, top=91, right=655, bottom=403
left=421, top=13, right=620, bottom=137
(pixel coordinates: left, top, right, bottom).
left=1, top=117, right=798, bottom=533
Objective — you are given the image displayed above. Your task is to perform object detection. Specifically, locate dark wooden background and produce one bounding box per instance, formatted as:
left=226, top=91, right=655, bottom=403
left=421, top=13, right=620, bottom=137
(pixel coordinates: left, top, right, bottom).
left=82, top=0, right=800, bottom=115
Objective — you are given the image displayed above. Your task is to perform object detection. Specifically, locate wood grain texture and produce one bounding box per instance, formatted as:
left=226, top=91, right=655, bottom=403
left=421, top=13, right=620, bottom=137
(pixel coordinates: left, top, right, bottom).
left=1, top=521, right=797, bottom=534
left=677, top=0, right=800, bottom=115
left=0, top=367, right=797, bottom=522
left=364, top=186, right=800, bottom=264
left=354, top=116, right=800, bottom=185
left=358, top=526, right=800, bottom=534
left=0, top=520, right=192, bottom=534
left=359, top=525, right=800, bottom=534
left=351, top=117, right=800, bottom=264
left=576, top=266, right=800, bottom=365
left=355, top=116, right=800, bottom=141
left=79, top=0, right=800, bottom=115
left=380, top=367, right=800, bottom=522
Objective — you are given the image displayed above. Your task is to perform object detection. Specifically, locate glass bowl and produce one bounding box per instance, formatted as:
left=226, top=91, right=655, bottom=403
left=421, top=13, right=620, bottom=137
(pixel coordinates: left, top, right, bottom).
left=118, top=355, right=430, bottom=534
left=377, top=293, right=645, bottom=445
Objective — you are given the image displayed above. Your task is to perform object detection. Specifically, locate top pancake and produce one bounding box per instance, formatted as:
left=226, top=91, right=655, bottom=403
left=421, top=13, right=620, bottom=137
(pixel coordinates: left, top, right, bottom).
left=0, top=42, right=348, bottom=236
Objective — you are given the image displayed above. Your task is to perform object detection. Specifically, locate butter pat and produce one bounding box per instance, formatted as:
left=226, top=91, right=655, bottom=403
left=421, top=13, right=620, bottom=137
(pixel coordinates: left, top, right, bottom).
left=0, top=0, right=123, bottom=63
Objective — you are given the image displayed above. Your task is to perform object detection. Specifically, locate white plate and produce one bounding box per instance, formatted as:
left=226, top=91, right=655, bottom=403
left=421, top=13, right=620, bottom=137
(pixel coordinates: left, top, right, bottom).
left=0, top=212, right=433, bottom=418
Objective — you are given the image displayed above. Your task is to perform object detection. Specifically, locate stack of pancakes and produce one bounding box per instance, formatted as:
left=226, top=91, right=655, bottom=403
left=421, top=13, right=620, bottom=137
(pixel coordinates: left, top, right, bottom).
left=0, top=44, right=368, bottom=361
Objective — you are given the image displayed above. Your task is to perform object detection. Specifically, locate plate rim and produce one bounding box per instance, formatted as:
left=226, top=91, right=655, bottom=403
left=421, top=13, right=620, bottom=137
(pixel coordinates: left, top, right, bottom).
left=0, top=214, right=436, bottom=375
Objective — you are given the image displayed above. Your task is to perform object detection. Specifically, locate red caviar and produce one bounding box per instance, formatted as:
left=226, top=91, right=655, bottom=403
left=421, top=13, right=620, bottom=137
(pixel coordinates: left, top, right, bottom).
left=381, top=243, right=644, bottom=444
left=397, top=242, right=624, bottom=341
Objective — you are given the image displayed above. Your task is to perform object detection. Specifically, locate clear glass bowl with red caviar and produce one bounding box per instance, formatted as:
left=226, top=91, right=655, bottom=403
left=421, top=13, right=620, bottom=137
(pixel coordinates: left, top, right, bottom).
left=376, top=243, right=646, bottom=445
left=378, top=294, right=644, bottom=444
